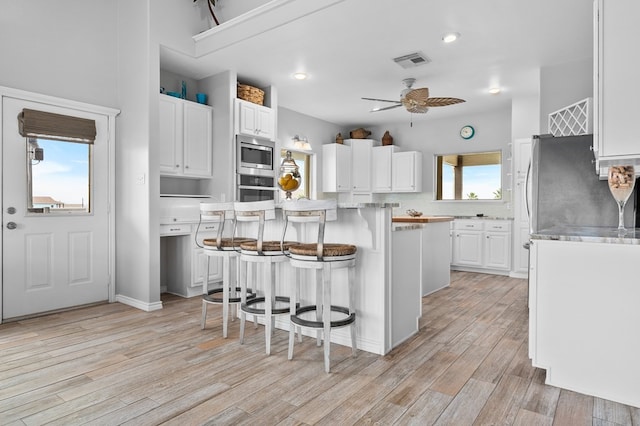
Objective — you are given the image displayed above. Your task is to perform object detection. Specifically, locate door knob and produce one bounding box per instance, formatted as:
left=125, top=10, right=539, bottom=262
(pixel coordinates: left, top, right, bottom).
left=6, top=222, right=17, bottom=230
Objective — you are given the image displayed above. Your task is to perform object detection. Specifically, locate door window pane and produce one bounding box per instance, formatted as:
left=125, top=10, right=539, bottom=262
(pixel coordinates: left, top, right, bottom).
left=28, top=137, right=91, bottom=213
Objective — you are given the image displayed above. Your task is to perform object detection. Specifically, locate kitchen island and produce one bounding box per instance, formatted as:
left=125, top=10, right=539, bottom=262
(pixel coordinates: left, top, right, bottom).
left=529, top=227, right=640, bottom=408
left=392, top=216, right=454, bottom=296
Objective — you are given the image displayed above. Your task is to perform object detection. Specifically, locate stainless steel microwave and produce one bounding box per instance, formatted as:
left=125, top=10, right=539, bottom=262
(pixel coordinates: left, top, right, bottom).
left=236, top=135, right=275, bottom=177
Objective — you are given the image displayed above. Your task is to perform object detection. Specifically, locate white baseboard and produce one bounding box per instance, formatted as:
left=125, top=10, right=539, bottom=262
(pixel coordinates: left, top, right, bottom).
left=115, top=294, right=163, bottom=312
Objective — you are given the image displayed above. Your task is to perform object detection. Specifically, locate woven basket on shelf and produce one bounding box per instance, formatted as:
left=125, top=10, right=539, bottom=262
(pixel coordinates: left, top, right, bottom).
left=237, top=84, right=265, bottom=106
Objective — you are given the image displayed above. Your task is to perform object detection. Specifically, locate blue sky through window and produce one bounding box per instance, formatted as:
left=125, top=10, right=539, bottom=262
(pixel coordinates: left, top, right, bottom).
left=32, top=138, right=89, bottom=206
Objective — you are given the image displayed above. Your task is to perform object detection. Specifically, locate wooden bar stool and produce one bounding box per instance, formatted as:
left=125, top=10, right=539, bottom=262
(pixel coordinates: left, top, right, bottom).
left=198, top=202, right=256, bottom=338
left=234, top=200, right=296, bottom=355
left=281, top=199, right=357, bottom=373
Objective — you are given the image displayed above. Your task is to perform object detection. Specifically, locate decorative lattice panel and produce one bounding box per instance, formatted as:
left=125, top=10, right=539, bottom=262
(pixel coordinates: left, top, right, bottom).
left=548, top=97, right=593, bottom=137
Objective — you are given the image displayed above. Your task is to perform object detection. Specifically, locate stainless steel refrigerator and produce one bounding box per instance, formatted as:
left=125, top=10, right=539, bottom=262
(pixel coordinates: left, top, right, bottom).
left=529, top=134, right=636, bottom=233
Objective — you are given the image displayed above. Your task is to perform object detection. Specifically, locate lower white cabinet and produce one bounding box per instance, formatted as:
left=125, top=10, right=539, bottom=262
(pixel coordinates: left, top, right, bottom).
left=161, top=222, right=222, bottom=298
left=451, top=219, right=512, bottom=274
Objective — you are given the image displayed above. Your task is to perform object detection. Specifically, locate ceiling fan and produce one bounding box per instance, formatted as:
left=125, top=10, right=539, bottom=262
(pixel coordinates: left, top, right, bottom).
left=362, top=78, right=465, bottom=114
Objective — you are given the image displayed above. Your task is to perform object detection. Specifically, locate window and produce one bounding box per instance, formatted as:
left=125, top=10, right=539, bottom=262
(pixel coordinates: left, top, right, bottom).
left=435, top=151, right=502, bottom=200
left=27, top=137, right=92, bottom=213
left=279, top=149, right=310, bottom=199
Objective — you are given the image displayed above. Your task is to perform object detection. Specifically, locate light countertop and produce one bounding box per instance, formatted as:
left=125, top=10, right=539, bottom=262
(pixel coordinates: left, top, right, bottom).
left=531, top=226, right=640, bottom=245
left=392, top=216, right=455, bottom=223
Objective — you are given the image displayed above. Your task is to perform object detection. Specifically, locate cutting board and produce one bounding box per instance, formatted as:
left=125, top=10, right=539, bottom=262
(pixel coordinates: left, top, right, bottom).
left=392, top=216, right=454, bottom=223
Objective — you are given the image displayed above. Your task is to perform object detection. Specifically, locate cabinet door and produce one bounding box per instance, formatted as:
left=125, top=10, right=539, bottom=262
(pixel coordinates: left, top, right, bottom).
left=514, top=139, right=531, bottom=180
left=192, top=250, right=222, bottom=288
left=159, top=96, right=182, bottom=175
left=452, top=231, right=483, bottom=266
left=322, top=143, right=351, bottom=192
left=350, top=139, right=372, bottom=192
left=237, top=100, right=257, bottom=136
left=392, top=151, right=422, bottom=192
left=597, top=0, right=640, bottom=161
left=513, top=226, right=530, bottom=275
left=255, top=106, right=275, bottom=140
left=484, top=231, right=511, bottom=270
left=183, top=102, right=213, bottom=177
left=372, top=146, right=394, bottom=192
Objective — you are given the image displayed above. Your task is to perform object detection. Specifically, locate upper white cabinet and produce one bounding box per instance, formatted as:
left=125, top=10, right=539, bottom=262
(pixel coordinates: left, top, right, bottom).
left=392, top=151, right=422, bottom=192
left=322, top=143, right=351, bottom=192
left=348, top=139, right=373, bottom=192
left=372, top=146, right=398, bottom=192
left=159, top=95, right=213, bottom=177
left=235, top=98, right=275, bottom=141
left=594, top=0, right=640, bottom=167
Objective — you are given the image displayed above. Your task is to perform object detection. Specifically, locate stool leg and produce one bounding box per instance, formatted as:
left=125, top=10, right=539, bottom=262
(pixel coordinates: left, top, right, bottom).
left=249, top=262, right=258, bottom=328
left=264, top=260, right=274, bottom=355
left=315, top=268, right=323, bottom=347
left=222, top=254, right=230, bottom=338
left=201, top=256, right=210, bottom=330
left=239, top=256, right=247, bottom=344
left=349, top=262, right=357, bottom=357
left=288, top=265, right=297, bottom=360
left=322, top=262, right=332, bottom=373
left=297, top=268, right=303, bottom=343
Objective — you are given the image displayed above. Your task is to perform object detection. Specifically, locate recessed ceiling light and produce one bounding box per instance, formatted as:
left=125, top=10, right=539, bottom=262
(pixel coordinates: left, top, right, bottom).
left=442, top=32, right=460, bottom=43
left=293, top=72, right=307, bottom=80
left=488, top=87, right=501, bottom=94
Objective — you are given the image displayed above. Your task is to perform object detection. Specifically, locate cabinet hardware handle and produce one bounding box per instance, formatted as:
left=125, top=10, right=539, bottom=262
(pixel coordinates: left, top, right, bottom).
left=175, top=164, right=179, bottom=168
left=185, top=165, right=189, bottom=169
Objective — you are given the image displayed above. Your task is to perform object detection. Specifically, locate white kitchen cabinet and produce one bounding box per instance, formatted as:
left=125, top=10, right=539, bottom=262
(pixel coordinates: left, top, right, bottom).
left=594, top=0, right=640, bottom=168
left=347, top=139, right=373, bottom=192
left=392, top=151, right=422, bottom=192
left=529, top=238, right=640, bottom=407
left=372, top=145, right=398, bottom=192
left=452, top=222, right=483, bottom=267
left=235, top=98, right=275, bottom=141
left=451, top=219, right=512, bottom=274
left=322, top=143, right=351, bottom=192
left=161, top=222, right=222, bottom=298
left=159, top=94, right=213, bottom=177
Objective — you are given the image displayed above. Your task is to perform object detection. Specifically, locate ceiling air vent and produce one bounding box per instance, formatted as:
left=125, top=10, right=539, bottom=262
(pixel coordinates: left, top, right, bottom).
left=392, top=52, right=431, bottom=69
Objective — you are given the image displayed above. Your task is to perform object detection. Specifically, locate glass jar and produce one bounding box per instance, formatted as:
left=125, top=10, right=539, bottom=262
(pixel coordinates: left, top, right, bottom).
left=278, top=151, right=301, bottom=200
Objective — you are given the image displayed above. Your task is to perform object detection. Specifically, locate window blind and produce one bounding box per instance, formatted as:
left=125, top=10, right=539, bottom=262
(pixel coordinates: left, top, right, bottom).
left=18, top=108, right=96, bottom=143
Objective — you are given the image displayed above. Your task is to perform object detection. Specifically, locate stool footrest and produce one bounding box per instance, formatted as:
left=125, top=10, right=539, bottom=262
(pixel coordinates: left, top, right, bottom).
left=204, top=287, right=256, bottom=304
left=290, top=305, right=356, bottom=329
left=241, top=296, right=294, bottom=315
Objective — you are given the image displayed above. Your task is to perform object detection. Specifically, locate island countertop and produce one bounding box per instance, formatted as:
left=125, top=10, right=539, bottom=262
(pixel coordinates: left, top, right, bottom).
left=392, top=216, right=454, bottom=223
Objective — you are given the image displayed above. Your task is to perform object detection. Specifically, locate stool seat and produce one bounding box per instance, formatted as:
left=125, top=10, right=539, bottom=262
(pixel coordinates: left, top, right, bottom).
left=289, top=243, right=357, bottom=258
left=203, top=237, right=255, bottom=250
left=239, top=240, right=297, bottom=253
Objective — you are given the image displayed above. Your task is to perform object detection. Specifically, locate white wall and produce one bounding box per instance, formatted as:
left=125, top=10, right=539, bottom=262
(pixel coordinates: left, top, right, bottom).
left=0, top=1, right=118, bottom=108
left=539, top=58, right=593, bottom=133
left=368, top=107, right=513, bottom=218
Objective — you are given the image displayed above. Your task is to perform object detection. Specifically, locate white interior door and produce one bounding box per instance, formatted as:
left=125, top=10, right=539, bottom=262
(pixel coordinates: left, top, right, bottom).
left=2, top=97, right=110, bottom=319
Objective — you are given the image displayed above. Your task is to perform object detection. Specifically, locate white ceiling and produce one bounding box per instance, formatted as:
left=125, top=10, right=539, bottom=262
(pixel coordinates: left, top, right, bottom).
left=161, top=0, right=594, bottom=127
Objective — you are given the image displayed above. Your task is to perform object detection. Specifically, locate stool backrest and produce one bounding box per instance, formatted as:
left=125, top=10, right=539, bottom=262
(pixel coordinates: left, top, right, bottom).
left=281, top=199, right=338, bottom=260
left=199, top=202, right=235, bottom=250
left=233, top=200, right=276, bottom=254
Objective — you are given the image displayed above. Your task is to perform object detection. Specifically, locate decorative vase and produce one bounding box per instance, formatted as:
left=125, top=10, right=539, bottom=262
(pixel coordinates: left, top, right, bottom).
left=382, top=130, right=393, bottom=146
left=349, top=128, right=371, bottom=139
left=336, top=133, right=344, bottom=144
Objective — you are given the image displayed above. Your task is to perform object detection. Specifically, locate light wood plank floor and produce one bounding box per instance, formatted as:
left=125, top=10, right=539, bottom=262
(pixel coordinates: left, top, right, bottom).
left=1, top=271, right=639, bottom=425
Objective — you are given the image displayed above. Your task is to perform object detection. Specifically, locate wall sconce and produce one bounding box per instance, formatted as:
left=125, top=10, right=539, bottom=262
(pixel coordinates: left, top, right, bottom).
left=292, top=135, right=311, bottom=150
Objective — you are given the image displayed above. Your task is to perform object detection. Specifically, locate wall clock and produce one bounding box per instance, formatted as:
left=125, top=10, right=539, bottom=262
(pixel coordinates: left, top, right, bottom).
left=460, top=125, right=475, bottom=140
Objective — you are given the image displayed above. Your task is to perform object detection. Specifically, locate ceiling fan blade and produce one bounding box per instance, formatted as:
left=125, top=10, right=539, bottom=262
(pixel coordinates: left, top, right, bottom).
left=371, top=104, right=403, bottom=112
left=405, top=87, right=430, bottom=102
left=424, top=97, right=466, bottom=107
left=361, top=97, right=401, bottom=103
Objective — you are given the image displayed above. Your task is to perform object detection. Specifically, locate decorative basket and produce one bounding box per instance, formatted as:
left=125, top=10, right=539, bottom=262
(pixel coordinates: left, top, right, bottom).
left=237, top=83, right=265, bottom=106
